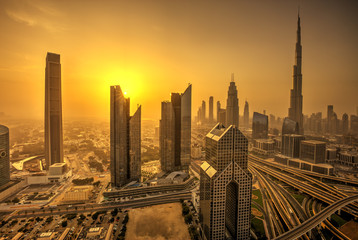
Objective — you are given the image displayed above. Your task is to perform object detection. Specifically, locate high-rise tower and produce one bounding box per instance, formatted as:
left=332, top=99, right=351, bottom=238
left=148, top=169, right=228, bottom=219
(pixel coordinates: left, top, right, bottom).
left=110, top=85, right=141, bottom=187
left=201, top=100, right=206, bottom=123
left=226, top=74, right=239, bottom=127
left=0, top=125, right=10, bottom=187
left=200, top=123, right=252, bottom=240
left=45, top=52, right=63, bottom=169
left=160, top=84, right=191, bottom=172
left=209, top=96, right=214, bottom=123
left=243, top=100, right=249, bottom=128
left=288, top=14, right=304, bottom=134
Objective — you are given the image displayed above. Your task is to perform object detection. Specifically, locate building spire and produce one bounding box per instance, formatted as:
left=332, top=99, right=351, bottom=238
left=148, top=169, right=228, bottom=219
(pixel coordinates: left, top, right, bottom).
left=231, top=73, right=234, bottom=82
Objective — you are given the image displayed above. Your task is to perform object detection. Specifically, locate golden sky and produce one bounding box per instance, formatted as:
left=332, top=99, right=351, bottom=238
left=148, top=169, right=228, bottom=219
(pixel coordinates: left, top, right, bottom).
left=0, top=0, right=357, bottom=120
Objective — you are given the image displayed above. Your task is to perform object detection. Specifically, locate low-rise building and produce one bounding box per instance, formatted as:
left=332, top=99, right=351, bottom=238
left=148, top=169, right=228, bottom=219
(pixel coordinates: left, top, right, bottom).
left=252, top=139, right=275, bottom=156
left=62, top=185, right=93, bottom=202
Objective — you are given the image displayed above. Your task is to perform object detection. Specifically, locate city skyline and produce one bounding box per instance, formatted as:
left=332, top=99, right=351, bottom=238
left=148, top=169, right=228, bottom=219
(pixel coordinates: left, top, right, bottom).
left=0, top=0, right=357, bottom=120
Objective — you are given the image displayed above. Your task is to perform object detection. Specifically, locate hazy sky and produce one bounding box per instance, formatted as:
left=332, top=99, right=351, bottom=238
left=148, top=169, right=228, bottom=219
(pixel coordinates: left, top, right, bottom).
left=0, top=0, right=357, bottom=121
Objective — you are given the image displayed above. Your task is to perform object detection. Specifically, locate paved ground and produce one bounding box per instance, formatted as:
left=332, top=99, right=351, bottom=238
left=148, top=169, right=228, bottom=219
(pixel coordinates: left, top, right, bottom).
left=339, top=220, right=358, bottom=240
left=126, top=202, right=190, bottom=240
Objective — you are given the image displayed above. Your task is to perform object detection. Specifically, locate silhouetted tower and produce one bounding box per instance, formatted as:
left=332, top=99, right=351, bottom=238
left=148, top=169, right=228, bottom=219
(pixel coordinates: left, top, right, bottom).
left=288, top=14, right=304, bottom=134
left=244, top=100, right=249, bottom=128
left=209, top=96, right=214, bottom=123
left=342, top=113, right=349, bottom=135
left=226, top=73, right=239, bottom=127
left=216, top=101, right=221, bottom=122
left=201, top=100, right=206, bottom=123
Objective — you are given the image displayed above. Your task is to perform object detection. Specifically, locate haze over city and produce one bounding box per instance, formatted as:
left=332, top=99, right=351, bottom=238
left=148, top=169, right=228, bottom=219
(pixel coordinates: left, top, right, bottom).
left=0, top=0, right=357, bottom=120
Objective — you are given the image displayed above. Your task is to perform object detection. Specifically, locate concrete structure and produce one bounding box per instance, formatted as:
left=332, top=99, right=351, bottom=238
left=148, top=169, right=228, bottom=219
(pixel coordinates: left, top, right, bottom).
left=200, top=124, right=252, bottom=240
left=252, top=139, right=275, bottom=156
left=37, top=232, right=57, bottom=240
left=63, top=185, right=93, bottom=202
left=338, top=152, right=358, bottom=167
left=49, top=162, right=67, bottom=175
left=288, top=15, right=304, bottom=134
left=209, top=96, right=214, bottom=123
left=110, top=85, right=141, bottom=187
left=342, top=113, right=349, bottom=135
left=160, top=84, right=191, bottom=172
left=300, top=140, right=326, bottom=164
left=226, top=74, right=239, bottom=127
left=243, top=100, right=249, bottom=128
left=252, top=112, right=268, bottom=139
left=45, top=52, right=63, bottom=170
left=192, top=143, right=202, bottom=159
left=282, top=134, right=305, bottom=158
left=0, top=125, right=10, bottom=187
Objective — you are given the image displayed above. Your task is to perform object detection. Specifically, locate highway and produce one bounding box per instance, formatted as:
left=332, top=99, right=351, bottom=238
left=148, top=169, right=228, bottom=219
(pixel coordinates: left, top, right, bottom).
left=7, top=190, right=192, bottom=220
left=249, top=159, right=358, bottom=218
left=273, top=194, right=358, bottom=240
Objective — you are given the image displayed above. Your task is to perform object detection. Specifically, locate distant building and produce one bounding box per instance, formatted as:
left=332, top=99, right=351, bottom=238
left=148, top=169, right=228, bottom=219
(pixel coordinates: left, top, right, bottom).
left=342, top=113, right=349, bottom=135
left=49, top=162, right=68, bottom=175
left=282, top=117, right=299, bottom=135
left=338, top=152, right=358, bottom=167
left=200, top=124, right=252, bottom=240
left=160, top=85, right=191, bottom=172
left=252, top=139, right=275, bottom=156
left=243, top=100, right=249, bottom=128
left=110, top=85, right=141, bottom=187
left=282, top=134, right=305, bottom=158
left=218, top=109, right=226, bottom=126
left=300, top=140, right=326, bottom=164
left=252, top=112, right=268, bottom=139
left=327, top=105, right=334, bottom=134
left=209, top=96, right=214, bottom=122
left=288, top=15, right=304, bottom=134
left=45, top=52, right=63, bottom=169
left=191, top=144, right=202, bottom=159
left=201, top=100, right=206, bottom=122
left=216, top=101, right=221, bottom=122
left=226, top=74, right=239, bottom=127
left=63, top=185, right=93, bottom=202
left=0, top=125, right=10, bottom=187
left=351, top=115, right=358, bottom=135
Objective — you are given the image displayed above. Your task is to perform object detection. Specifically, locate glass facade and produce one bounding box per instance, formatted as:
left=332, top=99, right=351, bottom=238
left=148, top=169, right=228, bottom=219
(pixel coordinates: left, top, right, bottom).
left=252, top=112, right=268, bottom=139
left=0, top=125, right=10, bottom=187
left=45, top=52, right=63, bottom=170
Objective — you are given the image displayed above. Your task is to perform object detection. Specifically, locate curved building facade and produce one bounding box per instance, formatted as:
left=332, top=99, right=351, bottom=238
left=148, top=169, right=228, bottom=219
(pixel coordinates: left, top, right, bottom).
left=282, top=117, right=299, bottom=135
left=0, top=125, right=10, bottom=187
left=252, top=112, right=268, bottom=139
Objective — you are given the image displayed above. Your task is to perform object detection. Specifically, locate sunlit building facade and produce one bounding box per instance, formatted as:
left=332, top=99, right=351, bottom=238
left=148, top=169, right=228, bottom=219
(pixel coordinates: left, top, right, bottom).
left=0, top=125, right=10, bottom=187
left=200, top=124, right=252, bottom=240
left=209, top=96, right=214, bottom=123
left=252, top=112, right=268, bottom=139
left=45, top=52, right=63, bottom=170
left=110, top=85, right=141, bottom=187
left=160, top=84, right=192, bottom=172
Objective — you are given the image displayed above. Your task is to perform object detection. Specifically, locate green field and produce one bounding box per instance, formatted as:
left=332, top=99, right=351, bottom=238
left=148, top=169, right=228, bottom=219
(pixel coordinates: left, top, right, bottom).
left=251, top=217, right=265, bottom=237
left=252, top=189, right=263, bottom=206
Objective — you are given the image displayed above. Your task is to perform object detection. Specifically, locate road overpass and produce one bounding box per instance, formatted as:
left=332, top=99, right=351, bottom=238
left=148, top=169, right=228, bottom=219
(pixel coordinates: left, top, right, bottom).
left=274, top=194, right=358, bottom=240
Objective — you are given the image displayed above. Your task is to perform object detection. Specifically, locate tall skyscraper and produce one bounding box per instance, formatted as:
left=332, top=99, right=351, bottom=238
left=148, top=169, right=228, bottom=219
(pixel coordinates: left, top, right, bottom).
left=252, top=112, right=268, bottom=139
left=288, top=14, right=304, bottom=134
left=160, top=84, right=191, bottom=172
left=216, top=101, right=221, bottom=122
left=200, top=123, right=252, bottom=240
left=110, top=85, right=141, bottom=187
left=327, top=105, right=334, bottom=134
left=201, top=100, right=206, bottom=123
left=226, top=74, right=239, bottom=127
left=209, top=96, right=214, bottom=123
left=0, top=125, right=10, bottom=187
left=342, top=113, right=349, bottom=135
left=243, top=100, right=249, bottom=128
left=45, top=52, right=63, bottom=170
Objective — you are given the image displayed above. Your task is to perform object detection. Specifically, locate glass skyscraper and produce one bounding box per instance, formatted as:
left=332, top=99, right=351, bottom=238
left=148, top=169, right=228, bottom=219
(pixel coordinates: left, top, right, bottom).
left=160, top=84, right=191, bottom=172
left=252, top=112, right=268, bottom=139
left=0, top=125, right=10, bottom=187
left=45, top=52, right=63, bottom=169
left=110, top=85, right=141, bottom=187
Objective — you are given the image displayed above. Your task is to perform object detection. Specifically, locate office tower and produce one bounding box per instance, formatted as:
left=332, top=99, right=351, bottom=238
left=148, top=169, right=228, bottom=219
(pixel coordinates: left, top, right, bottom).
left=282, top=117, right=299, bottom=136
left=331, top=112, right=338, bottom=134
left=327, top=105, right=334, bottom=134
left=216, top=101, right=221, bottom=122
left=252, top=112, right=268, bottom=139
left=160, top=84, right=191, bottom=172
left=282, top=134, right=305, bottom=158
left=342, top=113, right=349, bottom=135
left=300, top=140, right=326, bottom=164
left=0, top=125, right=10, bottom=187
left=226, top=74, right=239, bottom=127
left=288, top=14, right=304, bottom=134
left=201, top=100, right=206, bottom=122
left=209, top=96, right=214, bottom=123
left=243, top=100, right=249, bottom=128
left=110, top=85, right=141, bottom=187
left=45, top=52, right=63, bottom=170
left=200, top=123, right=252, bottom=240
left=351, top=115, right=358, bottom=135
